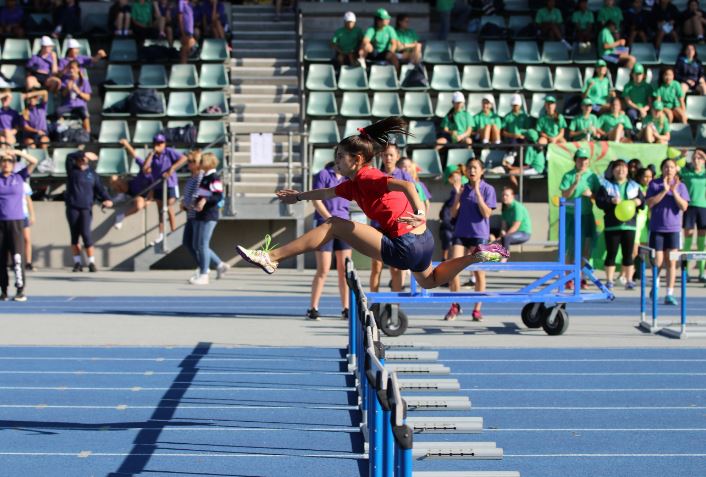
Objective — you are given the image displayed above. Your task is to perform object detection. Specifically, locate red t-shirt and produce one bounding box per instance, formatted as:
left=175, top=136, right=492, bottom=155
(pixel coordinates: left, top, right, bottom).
left=334, top=166, right=413, bottom=238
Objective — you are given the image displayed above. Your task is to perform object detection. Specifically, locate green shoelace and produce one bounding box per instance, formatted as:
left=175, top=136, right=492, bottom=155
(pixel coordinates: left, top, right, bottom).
left=260, top=234, right=278, bottom=254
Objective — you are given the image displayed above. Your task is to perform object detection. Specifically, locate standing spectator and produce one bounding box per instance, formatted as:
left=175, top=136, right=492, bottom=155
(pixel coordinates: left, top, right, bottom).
left=651, top=0, right=680, bottom=49
left=0, top=90, right=24, bottom=146
left=500, top=186, right=531, bottom=252
left=181, top=149, right=203, bottom=278
left=536, top=96, right=567, bottom=145
left=112, top=139, right=155, bottom=229
left=154, top=0, right=174, bottom=43
left=584, top=60, right=613, bottom=114
left=640, top=100, right=671, bottom=143
left=53, top=0, right=82, bottom=38
left=559, top=147, right=601, bottom=290
left=472, top=95, right=502, bottom=145
left=628, top=159, right=643, bottom=181
left=653, top=67, right=687, bottom=123
left=501, top=94, right=531, bottom=144
left=439, top=164, right=466, bottom=262
left=25, top=36, right=62, bottom=93
left=200, top=0, right=227, bottom=40
left=360, top=8, right=398, bottom=70
left=445, top=157, right=496, bottom=321
left=623, top=63, right=653, bottom=124
left=331, top=12, right=364, bottom=67
left=109, top=0, right=131, bottom=37
left=597, top=0, right=623, bottom=30
left=570, top=98, right=600, bottom=141
left=395, top=14, right=422, bottom=65
left=307, top=161, right=352, bottom=320
left=436, top=0, right=453, bottom=40
left=59, top=39, right=108, bottom=75
left=57, top=60, right=92, bottom=134
left=0, top=149, right=37, bottom=302
left=596, top=159, right=645, bottom=290
left=0, top=0, right=25, bottom=37
left=535, top=0, right=568, bottom=45
left=436, top=91, right=473, bottom=148
left=572, top=0, right=595, bottom=48
left=675, top=43, right=706, bottom=96
left=131, top=0, right=154, bottom=42
left=681, top=149, right=706, bottom=282
left=598, top=20, right=636, bottom=68
left=682, top=0, right=706, bottom=43
left=178, top=0, right=196, bottom=64
left=598, top=96, right=633, bottom=142
left=399, top=157, right=431, bottom=214
left=633, top=165, right=654, bottom=281
left=646, top=158, right=690, bottom=305
left=22, top=180, right=35, bottom=272
left=625, top=0, right=650, bottom=45
left=20, top=90, right=50, bottom=149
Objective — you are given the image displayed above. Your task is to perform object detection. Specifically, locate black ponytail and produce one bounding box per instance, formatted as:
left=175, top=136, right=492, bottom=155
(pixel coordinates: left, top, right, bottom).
left=339, top=116, right=411, bottom=163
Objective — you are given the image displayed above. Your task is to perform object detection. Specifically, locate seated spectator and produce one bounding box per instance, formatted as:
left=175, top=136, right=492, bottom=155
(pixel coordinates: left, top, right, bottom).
left=623, top=63, right=653, bottom=124
left=501, top=94, right=532, bottom=144
left=625, top=0, right=650, bottom=45
left=654, top=66, right=687, bottom=123
left=598, top=20, right=636, bottom=68
left=331, top=11, right=364, bottom=67
left=499, top=186, right=531, bottom=253
left=177, top=0, right=197, bottom=64
left=570, top=98, right=600, bottom=141
left=0, top=0, right=25, bottom=37
left=57, top=60, right=92, bottom=133
left=536, top=95, right=566, bottom=145
left=584, top=60, right=614, bottom=114
left=571, top=0, right=595, bottom=48
left=535, top=0, right=568, bottom=45
left=597, top=0, right=623, bottom=31
left=20, top=90, right=50, bottom=149
left=53, top=0, right=82, bottom=38
left=112, top=139, right=155, bottom=230
left=154, top=0, right=174, bottom=43
left=360, top=8, right=398, bottom=70
left=682, top=0, right=706, bottom=42
left=199, top=0, right=228, bottom=40
left=650, top=0, right=680, bottom=49
left=436, top=91, right=473, bottom=148
left=598, top=96, right=633, bottom=142
left=395, top=14, right=422, bottom=65
left=0, top=89, right=23, bottom=146
left=675, top=43, right=706, bottom=96
left=472, top=95, right=501, bottom=145
left=59, top=39, right=108, bottom=75
left=640, top=101, right=671, bottom=144
left=109, top=0, right=132, bottom=37
left=131, top=0, right=154, bottom=42
left=502, top=145, right=546, bottom=189
left=25, top=37, right=62, bottom=94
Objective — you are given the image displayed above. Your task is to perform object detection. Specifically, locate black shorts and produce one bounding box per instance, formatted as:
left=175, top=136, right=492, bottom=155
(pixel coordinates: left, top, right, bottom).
left=32, top=72, right=50, bottom=84
left=683, top=206, right=706, bottom=230
left=155, top=186, right=178, bottom=201
left=436, top=130, right=453, bottom=142
left=369, top=50, right=390, bottom=62
left=380, top=229, right=435, bottom=272
left=649, top=231, right=680, bottom=251
left=439, top=227, right=454, bottom=251
left=452, top=237, right=488, bottom=248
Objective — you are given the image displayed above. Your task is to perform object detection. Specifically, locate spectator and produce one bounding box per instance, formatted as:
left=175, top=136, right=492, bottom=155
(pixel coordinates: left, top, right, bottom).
left=399, top=157, right=431, bottom=214
left=0, top=90, right=24, bottom=146
left=360, top=8, right=398, bottom=70
left=675, top=43, right=706, bottom=96
left=499, top=186, right=531, bottom=252
left=59, top=39, right=108, bottom=75
left=64, top=151, right=113, bottom=272
left=584, top=60, right=613, bottom=114
left=628, top=159, right=643, bottom=181
left=536, top=95, right=567, bottom=145
left=436, top=91, right=473, bottom=148
left=20, top=90, right=50, bottom=149
left=640, top=100, right=671, bottom=143
left=633, top=165, right=654, bottom=280
left=154, top=0, right=174, bottom=42
left=395, top=14, right=422, bottom=65
left=439, top=164, right=466, bottom=263
left=598, top=96, right=633, bottom=142
left=57, top=60, right=92, bottom=134
left=597, top=0, right=623, bottom=30
left=0, top=0, right=25, bottom=37
left=623, top=63, right=653, bottom=124
left=200, top=0, right=227, bottom=40
left=650, top=0, right=680, bottom=49
left=681, top=149, right=706, bottom=282
left=445, top=156, right=496, bottom=321
left=178, top=0, right=197, bottom=64
left=535, top=0, right=568, bottom=45
left=25, top=36, right=62, bottom=93
left=436, top=0, right=453, bottom=40
left=181, top=149, right=203, bottom=278
left=53, top=0, right=82, bottom=38
left=559, top=147, right=601, bottom=290
left=625, top=0, right=650, bottom=45
left=682, top=0, right=706, bottom=43
left=571, top=0, right=595, bottom=48
left=503, top=145, right=546, bottom=189
left=570, top=98, right=600, bottom=140
left=501, top=94, right=531, bottom=144
left=109, top=0, right=131, bottom=36
left=331, top=12, right=364, bottom=67
left=307, top=161, right=351, bottom=320
left=22, top=180, right=35, bottom=272
left=472, top=95, right=502, bottom=145
left=653, top=67, right=687, bottom=123
left=112, top=139, right=155, bottom=229
left=596, top=159, right=645, bottom=290
left=0, top=149, right=38, bottom=302
left=131, top=0, right=154, bottom=42
left=646, top=158, right=690, bottom=305
left=598, top=20, right=636, bottom=68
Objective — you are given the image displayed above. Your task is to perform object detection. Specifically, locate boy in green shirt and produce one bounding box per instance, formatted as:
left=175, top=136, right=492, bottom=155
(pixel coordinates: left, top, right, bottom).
left=598, top=96, right=633, bottom=142
left=536, top=96, right=567, bottom=144
left=535, top=0, right=567, bottom=44
left=640, top=100, right=671, bottom=144
left=569, top=98, right=600, bottom=140
left=653, top=67, right=687, bottom=124
left=472, top=95, right=502, bottom=144
left=572, top=0, right=595, bottom=48
left=360, top=8, right=398, bottom=69
left=331, top=11, right=364, bottom=67
left=583, top=59, right=613, bottom=113
left=436, top=91, right=474, bottom=147
left=500, top=186, right=531, bottom=252
left=394, top=14, right=421, bottom=64
left=598, top=20, right=636, bottom=68
left=501, top=94, right=531, bottom=144
left=623, top=63, right=653, bottom=123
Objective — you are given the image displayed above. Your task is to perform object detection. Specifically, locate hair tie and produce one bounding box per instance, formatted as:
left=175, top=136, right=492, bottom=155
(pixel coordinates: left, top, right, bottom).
left=357, top=127, right=368, bottom=137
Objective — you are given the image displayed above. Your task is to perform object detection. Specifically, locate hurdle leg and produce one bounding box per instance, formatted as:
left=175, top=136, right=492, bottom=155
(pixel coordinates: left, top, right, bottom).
left=680, top=258, right=687, bottom=337
left=640, top=257, right=646, bottom=325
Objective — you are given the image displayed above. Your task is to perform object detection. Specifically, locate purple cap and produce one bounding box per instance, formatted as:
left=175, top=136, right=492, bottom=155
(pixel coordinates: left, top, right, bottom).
left=153, top=133, right=166, bottom=144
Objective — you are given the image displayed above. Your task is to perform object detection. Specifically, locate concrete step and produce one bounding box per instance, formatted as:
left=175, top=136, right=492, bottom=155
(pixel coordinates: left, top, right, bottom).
left=230, top=84, right=299, bottom=95
left=231, top=75, right=297, bottom=86
left=231, top=57, right=297, bottom=67
left=230, top=102, right=300, bottom=114
left=230, top=21, right=295, bottom=31
left=230, top=122, right=301, bottom=134
left=232, top=31, right=296, bottom=41
left=232, top=49, right=296, bottom=59
left=231, top=65, right=298, bottom=77
left=234, top=172, right=303, bottom=183
left=230, top=93, right=299, bottom=104
left=231, top=152, right=301, bottom=163
left=233, top=42, right=296, bottom=52
left=231, top=136, right=302, bottom=151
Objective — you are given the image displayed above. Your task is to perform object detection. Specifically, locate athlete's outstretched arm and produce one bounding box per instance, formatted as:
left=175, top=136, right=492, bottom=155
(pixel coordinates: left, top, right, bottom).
left=277, top=188, right=336, bottom=203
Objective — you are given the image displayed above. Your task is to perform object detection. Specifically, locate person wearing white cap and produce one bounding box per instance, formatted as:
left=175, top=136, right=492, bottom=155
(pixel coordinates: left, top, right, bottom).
left=501, top=94, right=531, bottom=144
left=472, top=95, right=501, bottom=145
left=332, top=11, right=363, bottom=67
left=25, top=36, right=62, bottom=93
left=59, top=39, right=107, bottom=75
left=436, top=91, right=474, bottom=149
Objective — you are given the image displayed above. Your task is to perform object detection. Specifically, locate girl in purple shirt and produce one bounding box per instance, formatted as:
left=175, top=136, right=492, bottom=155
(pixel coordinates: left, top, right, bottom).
left=446, top=157, right=497, bottom=322
left=21, top=90, right=50, bottom=149
left=57, top=61, right=92, bottom=134
left=25, top=37, right=62, bottom=94
left=178, top=0, right=197, bottom=64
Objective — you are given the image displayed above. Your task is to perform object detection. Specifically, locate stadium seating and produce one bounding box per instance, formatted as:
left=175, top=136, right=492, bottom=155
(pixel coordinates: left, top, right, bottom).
left=492, top=65, right=522, bottom=91
left=340, top=92, right=371, bottom=118
left=307, top=91, right=338, bottom=117
left=98, top=120, right=131, bottom=144
left=338, top=66, right=368, bottom=91
left=104, top=64, right=135, bottom=89
left=109, top=39, right=138, bottom=62
left=168, top=92, right=198, bottom=117
left=2, top=38, right=31, bottom=61
left=306, top=64, right=337, bottom=91
left=199, top=64, right=228, bottom=89
left=423, top=40, right=452, bottom=64
left=523, top=66, right=554, bottom=92
left=430, top=65, right=461, bottom=91
left=369, top=65, right=399, bottom=91
left=309, top=119, right=341, bottom=145
left=97, top=148, right=130, bottom=175
left=169, top=65, right=199, bottom=89
left=461, top=65, right=492, bottom=91
left=453, top=41, right=481, bottom=64
left=197, top=121, right=227, bottom=145
left=199, top=91, right=229, bottom=117
left=411, top=148, right=443, bottom=177
left=512, top=40, right=541, bottom=64
left=447, top=148, right=476, bottom=168
left=139, top=65, right=169, bottom=89
left=371, top=92, right=402, bottom=117
left=402, top=92, right=433, bottom=118
left=134, top=120, right=164, bottom=144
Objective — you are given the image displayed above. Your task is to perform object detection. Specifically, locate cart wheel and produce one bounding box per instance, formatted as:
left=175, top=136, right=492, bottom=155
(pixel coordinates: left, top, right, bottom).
left=521, top=303, right=546, bottom=329
left=373, top=304, right=409, bottom=337
left=541, top=305, right=569, bottom=336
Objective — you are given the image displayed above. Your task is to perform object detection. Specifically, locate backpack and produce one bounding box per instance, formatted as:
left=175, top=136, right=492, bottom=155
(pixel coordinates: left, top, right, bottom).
left=161, top=124, right=197, bottom=147
left=401, top=63, right=428, bottom=88
left=128, top=89, right=164, bottom=115
left=59, top=127, right=90, bottom=144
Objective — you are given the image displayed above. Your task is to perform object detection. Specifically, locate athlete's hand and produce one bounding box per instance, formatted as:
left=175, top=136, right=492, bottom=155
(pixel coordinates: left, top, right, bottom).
left=276, top=189, right=300, bottom=204
left=396, top=212, right=426, bottom=230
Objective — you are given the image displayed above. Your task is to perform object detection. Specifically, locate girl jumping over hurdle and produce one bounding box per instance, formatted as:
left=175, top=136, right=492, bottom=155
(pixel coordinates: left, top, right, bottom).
left=236, top=117, right=509, bottom=288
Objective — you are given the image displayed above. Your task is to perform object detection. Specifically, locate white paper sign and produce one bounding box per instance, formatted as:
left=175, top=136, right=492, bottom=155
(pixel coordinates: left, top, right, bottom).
left=250, top=133, right=273, bottom=165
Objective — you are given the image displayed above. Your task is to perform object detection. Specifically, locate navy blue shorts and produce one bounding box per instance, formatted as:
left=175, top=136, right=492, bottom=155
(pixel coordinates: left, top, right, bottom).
left=318, top=238, right=351, bottom=253
left=155, top=187, right=178, bottom=201
left=649, top=231, right=681, bottom=251
left=439, top=227, right=454, bottom=251
left=380, top=229, right=435, bottom=273
left=683, top=206, right=706, bottom=230
left=452, top=237, right=488, bottom=248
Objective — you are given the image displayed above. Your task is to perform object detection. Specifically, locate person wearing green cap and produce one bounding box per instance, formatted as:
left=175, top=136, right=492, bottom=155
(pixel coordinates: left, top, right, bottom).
left=572, top=0, right=595, bottom=49
left=640, top=101, right=671, bottom=144
left=360, top=8, right=399, bottom=69
left=598, top=20, right=636, bottom=68
left=569, top=98, right=600, bottom=140
left=331, top=12, right=364, bottom=67
left=535, top=0, right=565, bottom=42
left=598, top=96, right=633, bottom=142
left=394, top=14, right=422, bottom=65
left=535, top=96, right=567, bottom=145
left=653, top=67, right=687, bottom=124
left=623, top=63, right=653, bottom=124
left=583, top=61, right=613, bottom=113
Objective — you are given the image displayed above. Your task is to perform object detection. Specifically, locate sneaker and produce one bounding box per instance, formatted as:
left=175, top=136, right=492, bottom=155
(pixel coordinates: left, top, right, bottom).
left=605, top=281, right=614, bottom=290
left=664, top=294, right=678, bottom=306
left=471, top=309, right=483, bottom=322
left=444, top=302, right=462, bottom=321
left=341, top=308, right=349, bottom=320
left=236, top=236, right=279, bottom=275
left=13, top=289, right=27, bottom=302
left=189, top=274, right=209, bottom=285
left=698, top=275, right=706, bottom=284
left=149, top=235, right=164, bottom=247
left=72, top=263, right=82, bottom=272
left=358, top=57, right=366, bottom=69
left=472, top=242, right=510, bottom=262
left=114, top=213, right=125, bottom=230
left=88, top=263, right=97, bottom=273
left=566, top=279, right=574, bottom=291
left=618, top=275, right=627, bottom=286
left=625, top=281, right=636, bottom=290
left=0, top=290, right=8, bottom=301
left=463, top=276, right=476, bottom=287
left=25, top=263, right=36, bottom=272
left=306, top=308, right=320, bottom=320
left=216, top=262, right=230, bottom=279
left=580, top=279, right=589, bottom=290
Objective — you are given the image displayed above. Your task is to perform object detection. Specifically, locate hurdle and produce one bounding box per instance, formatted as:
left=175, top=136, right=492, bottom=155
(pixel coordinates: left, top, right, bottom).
left=638, top=246, right=660, bottom=333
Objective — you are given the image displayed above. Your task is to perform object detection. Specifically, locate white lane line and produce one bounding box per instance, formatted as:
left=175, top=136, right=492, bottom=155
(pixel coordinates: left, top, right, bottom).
left=444, top=359, right=706, bottom=362
left=0, top=386, right=356, bottom=392
left=454, top=372, right=706, bottom=376
left=505, top=454, right=706, bottom=458
left=459, top=388, right=706, bottom=392
left=474, top=406, right=706, bottom=410
left=0, top=452, right=368, bottom=459
left=485, top=428, right=706, bottom=432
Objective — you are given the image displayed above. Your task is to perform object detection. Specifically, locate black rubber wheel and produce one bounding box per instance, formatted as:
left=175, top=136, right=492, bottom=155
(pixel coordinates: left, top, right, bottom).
left=541, top=305, right=569, bottom=336
left=521, top=303, right=546, bottom=329
left=372, top=304, right=409, bottom=337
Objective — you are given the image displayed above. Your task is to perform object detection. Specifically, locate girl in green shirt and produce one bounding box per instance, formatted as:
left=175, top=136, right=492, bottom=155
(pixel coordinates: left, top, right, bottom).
left=437, top=92, right=474, bottom=147
left=395, top=15, right=421, bottom=65
left=681, top=149, right=706, bottom=281
left=536, top=96, right=566, bottom=145
left=598, top=96, right=633, bottom=142
left=569, top=98, right=600, bottom=140
left=472, top=96, right=501, bottom=144
left=654, top=67, right=687, bottom=124
left=640, top=101, right=671, bottom=144
left=572, top=0, right=595, bottom=46
left=623, top=64, right=653, bottom=124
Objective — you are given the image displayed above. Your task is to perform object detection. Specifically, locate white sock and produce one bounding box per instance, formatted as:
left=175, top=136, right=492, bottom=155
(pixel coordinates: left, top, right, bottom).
left=482, top=139, right=489, bottom=144
left=73, top=255, right=81, bottom=264
left=494, top=140, right=501, bottom=144
left=88, top=256, right=95, bottom=264
left=667, top=287, right=674, bottom=296
left=157, top=233, right=164, bottom=241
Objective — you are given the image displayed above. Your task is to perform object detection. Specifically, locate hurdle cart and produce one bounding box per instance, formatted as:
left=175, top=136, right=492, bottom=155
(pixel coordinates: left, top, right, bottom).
left=367, top=197, right=614, bottom=337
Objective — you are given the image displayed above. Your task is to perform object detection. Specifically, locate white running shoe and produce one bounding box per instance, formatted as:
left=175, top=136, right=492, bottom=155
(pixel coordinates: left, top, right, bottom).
left=216, top=262, right=230, bottom=279
left=236, top=246, right=278, bottom=274
left=189, top=274, right=209, bottom=285
left=114, top=212, right=125, bottom=230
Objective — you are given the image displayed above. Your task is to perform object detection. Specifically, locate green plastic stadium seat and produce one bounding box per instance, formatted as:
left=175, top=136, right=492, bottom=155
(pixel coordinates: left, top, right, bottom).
left=461, top=65, right=492, bottom=91
left=498, top=93, right=526, bottom=117
left=200, top=39, right=229, bottom=61
left=61, top=38, right=91, bottom=57
left=687, top=96, right=706, bottom=121
left=0, top=65, right=25, bottom=89
left=308, top=120, right=340, bottom=144
left=554, top=66, right=583, bottom=92
left=631, top=43, right=658, bottom=65
left=97, top=148, right=129, bottom=175
left=312, top=148, right=335, bottom=173
left=199, top=64, right=228, bottom=88
left=435, top=91, right=455, bottom=118
left=102, top=91, right=131, bottom=117
left=523, top=65, right=554, bottom=91
left=512, top=40, right=541, bottom=64
left=696, top=124, right=706, bottom=147
left=109, top=38, right=137, bottom=62
left=481, top=149, right=506, bottom=170
left=669, top=124, right=693, bottom=147
left=51, top=148, right=80, bottom=177
left=133, top=120, right=164, bottom=143
left=138, top=64, right=168, bottom=89
left=446, top=148, right=475, bottom=168
left=306, top=64, right=337, bottom=91
left=530, top=92, right=552, bottom=118
left=466, top=93, right=492, bottom=114
left=508, top=16, right=534, bottom=39
left=25, top=149, right=49, bottom=177
left=583, top=68, right=614, bottom=88
left=167, top=120, right=193, bottom=129
left=104, top=64, right=134, bottom=89
left=615, top=67, right=630, bottom=92
left=3, top=39, right=31, bottom=61
left=697, top=44, right=706, bottom=62
left=338, top=65, right=368, bottom=91
left=402, top=92, right=433, bottom=118
left=307, top=91, right=338, bottom=117
left=482, top=41, right=511, bottom=64
left=505, top=0, right=530, bottom=10
left=198, top=91, right=229, bottom=116
left=400, top=64, right=429, bottom=91
left=572, top=43, right=597, bottom=64
left=196, top=120, right=227, bottom=145
left=430, top=65, right=461, bottom=91
left=340, top=92, right=371, bottom=118
left=480, top=15, right=506, bottom=38
left=372, top=92, right=402, bottom=117
left=169, top=64, right=198, bottom=89
left=412, top=149, right=443, bottom=177
left=167, top=91, right=197, bottom=117
left=342, top=119, right=371, bottom=138
left=369, top=65, right=399, bottom=91
left=407, top=120, right=436, bottom=145
left=304, top=39, right=331, bottom=62
left=453, top=41, right=481, bottom=64
left=541, top=41, right=570, bottom=64
left=658, top=43, right=681, bottom=65
left=31, top=37, right=59, bottom=55
left=423, top=40, right=452, bottom=64
left=98, top=120, right=130, bottom=144
left=491, top=65, right=521, bottom=90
